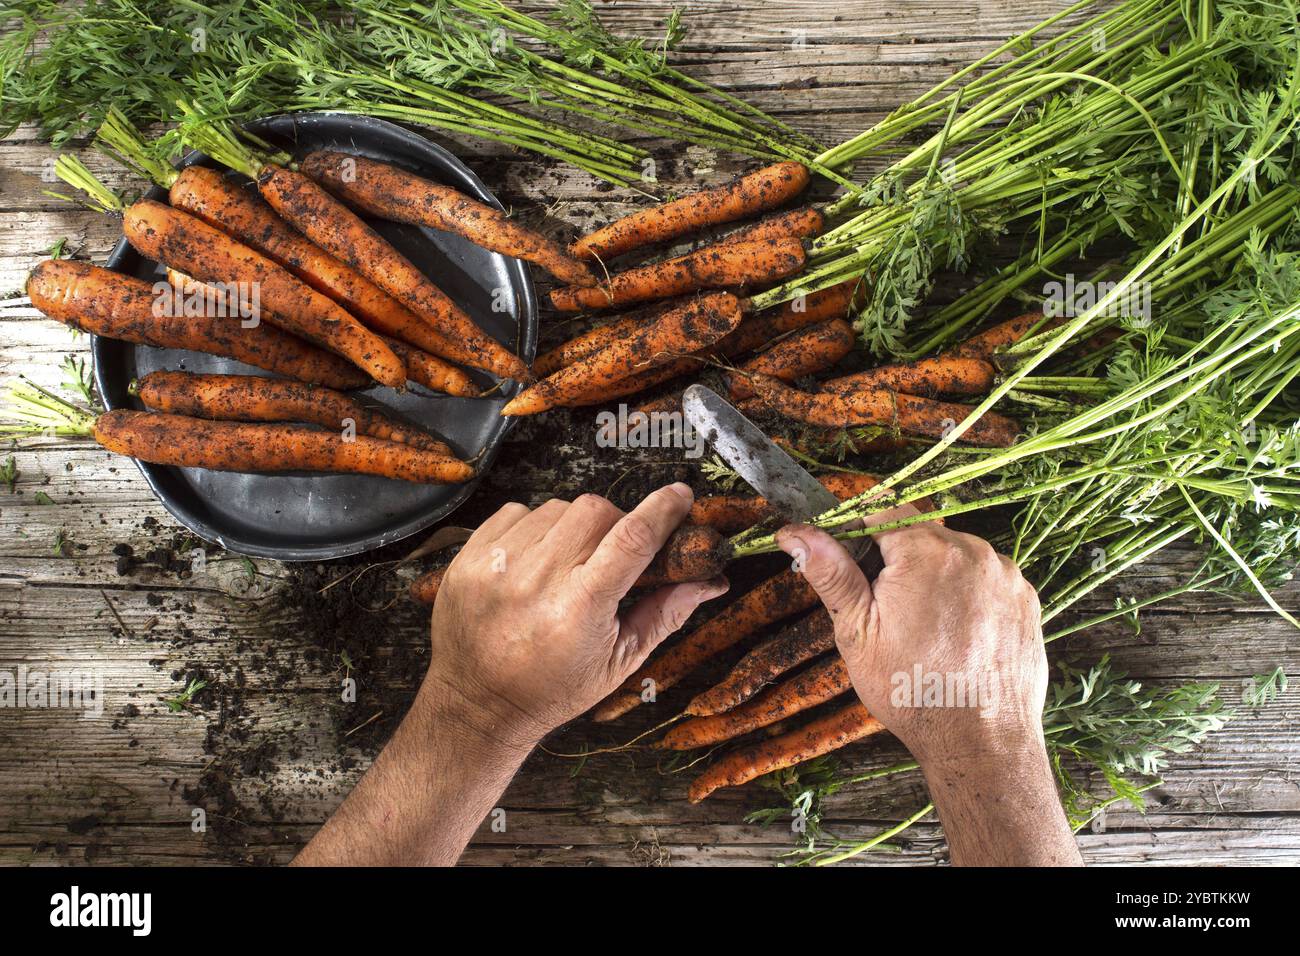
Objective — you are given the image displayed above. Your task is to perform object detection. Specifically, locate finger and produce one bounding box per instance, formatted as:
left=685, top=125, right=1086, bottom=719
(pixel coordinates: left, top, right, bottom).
left=580, top=483, right=694, bottom=603
left=542, top=493, right=625, bottom=566
left=469, top=501, right=531, bottom=548
left=610, top=577, right=729, bottom=676
left=494, top=498, right=571, bottom=551
left=776, top=524, right=874, bottom=644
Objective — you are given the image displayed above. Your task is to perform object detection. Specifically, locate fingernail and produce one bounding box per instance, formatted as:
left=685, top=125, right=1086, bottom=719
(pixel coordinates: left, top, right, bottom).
left=698, top=575, right=729, bottom=599
left=665, top=481, right=694, bottom=502
left=777, top=524, right=812, bottom=553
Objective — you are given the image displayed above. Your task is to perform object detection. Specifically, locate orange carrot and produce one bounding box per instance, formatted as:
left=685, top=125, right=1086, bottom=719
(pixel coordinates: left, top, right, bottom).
left=592, top=568, right=819, bottom=722
left=687, top=609, right=835, bottom=716
left=727, top=318, right=854, bottom=400
left=716, top=206, right=825, bottom=246
left=532, top=300, right=682, bottom=378
left=657, top=656, right=852, bottom=750
left=255, top=164, right=528, bottom=381
left=300, top=150, right=598, bottom=288
left=122, top=200, right=406, bottom=387
left=688, top=701, right=885, bottom=802
left=27, top=259, right=368, bottom=391
left=502, top=292, right=743, bottom=416
left=382, top=338, right=479, bottom=397
left=133, top=371, right=452, bottom=454
left=950, top=311, right=1053, bottom=360
left=409, top=566, right=446, bottom=605
left=748, top=374, right=1021, bottom=447
left=571, top=162, right=811, bottom=262
left=550, top=238, right=806, bottom=313
left=634, top=524, right=730, bottom=588
left=821, top=355, right=995, bottom=399
left=689, top=471, right=879, bottom=534
left=94, top=410, right=474, bottom=484
left=167, top=166, right=455, bottom=360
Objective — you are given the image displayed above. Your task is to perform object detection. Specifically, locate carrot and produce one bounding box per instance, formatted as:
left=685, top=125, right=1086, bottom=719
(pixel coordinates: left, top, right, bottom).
left=532, top=303, right=675, bottom=378
left=382, top=338, right=479, bottom=397
left=727, top=318, right=854, bottom=400
left=657, top=656, right=852, bottom=750
left=688, top=701, right=885, bottom=802
left=167, top=165, right=455, bottom=361
left=719, top=279, right=861, bottom=360
left=122, top=200, right=406, bottom=387
left=634, top=524, right=730, bottom=587
left=409, top=566, right=446, bottom=605
left=950, top=311, right=1052, bottom=360
left=688, top=471, right=880, bottom=534
left=299, top=150, right=598, bottom=288
left=550, top=238, right=806, bottom=313
left=592, top=568, right=818, bottom=722
left=409, top=523, right=728, bottom=607
left=687, top=609, right=835, bottom=716
left=568, top=354, right=706, bottom=408
left=716, top=206, right=825, bottom=247
left=26, top=260, right=368, bottom=391
left=94, top=410, right=474, bottom=484
left=502, top=292, right=743, bottom=416
left=133, top=371, right=452, bottom=454
left=255, top=165, right=528, bottom=381
left=821, top=355, right=996, bottom=399
left=570, top=162, right=811, bottom=262
left=748, top=374, right=1021, bottom=448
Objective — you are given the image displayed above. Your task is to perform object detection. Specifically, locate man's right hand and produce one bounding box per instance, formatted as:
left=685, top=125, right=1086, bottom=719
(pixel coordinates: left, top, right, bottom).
left=776, top=507, right=1082, bottom=866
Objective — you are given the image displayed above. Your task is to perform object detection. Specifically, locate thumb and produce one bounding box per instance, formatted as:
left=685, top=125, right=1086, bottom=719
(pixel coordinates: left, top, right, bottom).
left=612, top=577, right=729, bottom=676
left=776, top=524, right=874, bottom=643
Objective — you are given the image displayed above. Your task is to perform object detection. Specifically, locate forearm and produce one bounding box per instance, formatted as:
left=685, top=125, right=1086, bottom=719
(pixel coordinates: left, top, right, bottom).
left=293, top=673, right=536, bottom=867
left=919, top=731, right=1082, bottom=867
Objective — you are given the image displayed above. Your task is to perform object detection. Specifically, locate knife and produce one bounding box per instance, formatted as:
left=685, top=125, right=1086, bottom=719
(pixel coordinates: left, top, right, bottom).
left=682, top=384, right=878, bottom=569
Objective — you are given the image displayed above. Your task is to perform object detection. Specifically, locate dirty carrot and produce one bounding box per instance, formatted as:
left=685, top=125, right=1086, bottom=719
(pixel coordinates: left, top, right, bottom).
left=94, top=410, right=474, bottom=484
left=503, top=292, right=743, bottom=415
left=382, top=338, right=479, bottom=397
left=26, top=260, right=368, bottom=391
left=950, top=311, right=1052, bottom=360
left=532, top=303, right=676, bottom=378
left=165, top=166, right=455, bottom=360
left=133, top=371, right=452, bottom=454
left=657, top=655, right=852, bottom=750
left=688, top=471, right=879, bottom=534
left=820, top=355, right=996, bottom=399
left=723, top=279, right=860, bottom=355
left=727, top=318, right=855, bottom=400
left=633, top=524, right=730, bottom=587
left=550, top=238, right=805, bottom=313
left=122, top=200, right=406, bottom=387
left=254, top=165, right=528, bottom=382
left=716, top=206, right=825, bottom=246
left=409, top=566, right=446, bottom=605
left=592, top=568, right=818, bottom=722
left=687, top=701, right=885, bottom=802
left=300, top=150, right=598, bottom=288
left=687, top=609, right=835, bottom=716
left=570, top=162, right=811, bottom=262
left=748, top=374, right=1021, bottom=447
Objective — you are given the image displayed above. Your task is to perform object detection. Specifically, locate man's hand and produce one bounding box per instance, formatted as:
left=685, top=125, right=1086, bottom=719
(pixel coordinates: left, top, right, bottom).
left=777, top=508, right=1044, bottom=766
left=295, top=484, right=724, bottom=866
left=776, top=509, right=1081, bottom=866
left=428, top=483, right=728, bottom=748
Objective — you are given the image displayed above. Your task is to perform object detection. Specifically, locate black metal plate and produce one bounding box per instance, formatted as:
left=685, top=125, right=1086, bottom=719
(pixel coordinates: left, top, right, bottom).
left=93, top=113, right=537, bottom=561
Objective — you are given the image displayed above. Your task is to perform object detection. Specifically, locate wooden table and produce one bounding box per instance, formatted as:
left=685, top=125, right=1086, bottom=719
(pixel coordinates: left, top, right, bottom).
left=2, top=1, right=1297, bottom=866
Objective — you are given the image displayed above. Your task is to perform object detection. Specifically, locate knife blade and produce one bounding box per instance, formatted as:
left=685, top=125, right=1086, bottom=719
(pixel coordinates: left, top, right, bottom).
left=682, top=384, right=875, bottom=564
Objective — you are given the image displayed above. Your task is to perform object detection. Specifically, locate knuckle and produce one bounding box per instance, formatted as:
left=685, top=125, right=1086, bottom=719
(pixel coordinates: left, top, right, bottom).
left=613, top=513, right=660, bottom=559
